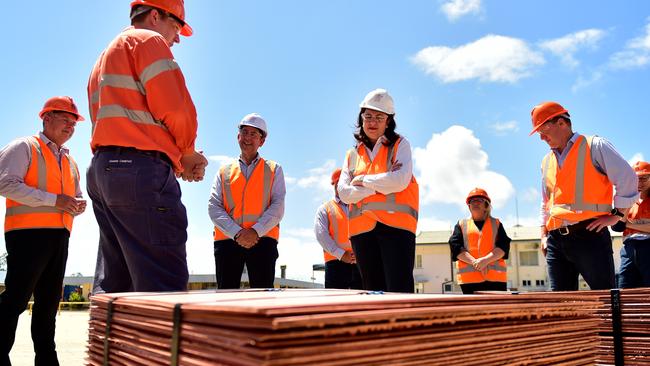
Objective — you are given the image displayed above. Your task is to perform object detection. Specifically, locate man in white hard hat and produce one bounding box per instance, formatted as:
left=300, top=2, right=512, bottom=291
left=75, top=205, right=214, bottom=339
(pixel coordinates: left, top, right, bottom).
left=209, top=113, right=286, bottom=289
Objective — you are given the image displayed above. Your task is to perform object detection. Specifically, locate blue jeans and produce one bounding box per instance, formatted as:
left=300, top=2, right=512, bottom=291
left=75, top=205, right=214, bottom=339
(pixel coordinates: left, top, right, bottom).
left=546, top=227, right=615, bottom=291
left=87, top=148, right=189, bottom=293
left=618, top=237, right=650, bottom=288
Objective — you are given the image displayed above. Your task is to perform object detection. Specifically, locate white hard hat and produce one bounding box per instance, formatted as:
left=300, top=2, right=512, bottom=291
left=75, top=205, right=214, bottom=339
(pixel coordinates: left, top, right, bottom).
left=238, top=113, right=268, bottom=137
left=359, top=88, right=395, bottom=115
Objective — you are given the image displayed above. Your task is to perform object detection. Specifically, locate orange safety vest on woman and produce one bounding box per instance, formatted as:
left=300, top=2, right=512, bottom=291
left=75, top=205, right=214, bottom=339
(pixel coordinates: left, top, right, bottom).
left=347, top=138, right=419, bottom=236
left=456, top=217, right=507, bottom=285
left=213, top=158, right=280, bottom=241
left=323, top=200, right=353, bottom=262
left=5, top=136, right=79, bottom=233
left=542, top=135, right=613, bottom=230
left=88, top=27, right=198, bottom=173
left=623, top=199, right=650, bottom=237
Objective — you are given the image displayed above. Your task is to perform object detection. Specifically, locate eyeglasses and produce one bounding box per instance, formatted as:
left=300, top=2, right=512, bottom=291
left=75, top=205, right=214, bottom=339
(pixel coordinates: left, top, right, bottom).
left=639, top=176, right=650, bottom=183
left=537, top=120, right=557, bottom=134
left=468, top=198, right=487, bottom=204
left=362, top=114, right=388, bottom=123
left=240, top=129, right=263, bottom=138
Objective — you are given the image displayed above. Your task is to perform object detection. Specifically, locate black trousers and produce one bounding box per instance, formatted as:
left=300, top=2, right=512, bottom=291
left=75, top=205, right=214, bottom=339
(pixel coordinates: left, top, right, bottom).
left=214, top=237, right=278, bottom=289
left=0, top=228, right=69, bottom=366
left=460, top=281, right=507, bottom=294
left=325, top=260, right=363, bottom=290
left=351, top=222, right=415, bottom=293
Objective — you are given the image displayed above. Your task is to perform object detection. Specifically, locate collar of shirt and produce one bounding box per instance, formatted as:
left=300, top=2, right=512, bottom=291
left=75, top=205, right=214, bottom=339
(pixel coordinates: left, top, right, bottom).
left=552, top=132, right=579, bottom=165
left=238, top=153, right=261, bottom=168
left=360, top=135, right=388, bottom=159
left=39, top=132, right=69, bottom=156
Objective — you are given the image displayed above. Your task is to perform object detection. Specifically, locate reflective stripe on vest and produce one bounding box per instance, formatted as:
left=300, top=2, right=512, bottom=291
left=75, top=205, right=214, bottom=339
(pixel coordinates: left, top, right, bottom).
left=543, top=135, right=613, bottom=230
left=456, top=217, right=507, bottom=285
left=324, top=200, right=352, bottom=262
left=5, top=136, right=77, bottom=232
left=213, top=159, right=279, bottom=241
left=347, top=138, right=419, bottom=236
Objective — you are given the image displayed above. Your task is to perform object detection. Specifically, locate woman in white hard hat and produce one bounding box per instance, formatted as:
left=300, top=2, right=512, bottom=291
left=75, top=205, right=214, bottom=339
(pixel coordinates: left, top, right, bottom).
left=337, top=89, right=419, bottom=293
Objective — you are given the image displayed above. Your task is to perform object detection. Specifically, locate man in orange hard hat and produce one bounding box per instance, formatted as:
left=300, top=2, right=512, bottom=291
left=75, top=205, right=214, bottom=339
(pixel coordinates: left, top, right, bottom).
left=448, top=188, right=510, bottom=294
left=613, top=161, right=650, bottom=288
left=0, top=96, right=86, bottom=365
left=530, top=101, right=638, bottom=291
left=314, top=168, right=362, bottom=289
left=87, top=0, right=207, bottom=293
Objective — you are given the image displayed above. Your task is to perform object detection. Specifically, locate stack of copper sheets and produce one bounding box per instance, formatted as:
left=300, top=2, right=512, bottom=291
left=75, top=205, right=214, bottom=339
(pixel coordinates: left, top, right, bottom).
left=85, top=289, right=600, bottom=366
left=495, top=288, right=650, bottom=365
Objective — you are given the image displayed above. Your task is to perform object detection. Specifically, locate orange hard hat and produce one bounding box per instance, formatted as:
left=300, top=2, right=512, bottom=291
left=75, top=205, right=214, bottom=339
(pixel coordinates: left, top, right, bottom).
left=633, top=161, right=650, bottom=176
left=331, top=168, right=342, bottom=185
left=529, top=101, right=569, bottom=135
left=466, top=187, right=491, bottom=204
left=131, top=0, right=193, bottom=36
left=39, top=96, right=85, bottom=121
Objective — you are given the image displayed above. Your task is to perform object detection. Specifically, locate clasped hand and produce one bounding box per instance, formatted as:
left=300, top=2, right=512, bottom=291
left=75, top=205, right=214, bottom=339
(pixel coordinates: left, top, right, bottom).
left=178, top=151, right=208, bottom=182
left=55, top=194, right=86, bottom=216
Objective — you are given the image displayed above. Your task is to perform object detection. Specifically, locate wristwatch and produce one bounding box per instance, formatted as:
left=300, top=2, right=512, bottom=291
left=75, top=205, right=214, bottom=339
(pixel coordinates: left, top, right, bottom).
left=610, top=208, right=625, bottom=218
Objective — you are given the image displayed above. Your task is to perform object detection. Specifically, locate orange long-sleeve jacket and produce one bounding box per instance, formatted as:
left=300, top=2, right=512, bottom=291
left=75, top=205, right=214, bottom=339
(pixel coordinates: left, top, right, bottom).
left=88, top=27, right=197, bottom=172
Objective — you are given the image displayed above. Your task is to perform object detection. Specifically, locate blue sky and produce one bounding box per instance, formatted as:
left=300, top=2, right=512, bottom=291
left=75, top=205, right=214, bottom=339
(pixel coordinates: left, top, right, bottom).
left=1, top=1, right=649, bottom=283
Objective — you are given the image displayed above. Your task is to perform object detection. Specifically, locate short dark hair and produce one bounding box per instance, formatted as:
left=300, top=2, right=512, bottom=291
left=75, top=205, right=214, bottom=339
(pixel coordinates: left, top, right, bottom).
left=131, top=6, right=171, bottom=25
left=353, top=108, right=400, bottom=149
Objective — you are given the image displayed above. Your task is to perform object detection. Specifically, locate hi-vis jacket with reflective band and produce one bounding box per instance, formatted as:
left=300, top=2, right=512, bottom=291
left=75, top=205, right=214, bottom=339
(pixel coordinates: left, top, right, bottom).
left=346, top=137, right=419, bottom=236
left=5, top=136, right=79, bottom=233
left=542, top=135, right=613, bottom=230
left=456, top=217, right=507, bottom=285
left=624, top=199, right=650, bottom=238
left=88, top=27, right=198, bottom=173
left=324, top=200, right=352, bottom=262
left=213, top=158, right=280, bottom=241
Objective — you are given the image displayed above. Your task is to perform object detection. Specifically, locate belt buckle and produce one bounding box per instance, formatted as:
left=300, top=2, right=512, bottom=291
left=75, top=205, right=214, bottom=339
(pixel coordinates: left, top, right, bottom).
left=558, top=226, right=570, bottom=236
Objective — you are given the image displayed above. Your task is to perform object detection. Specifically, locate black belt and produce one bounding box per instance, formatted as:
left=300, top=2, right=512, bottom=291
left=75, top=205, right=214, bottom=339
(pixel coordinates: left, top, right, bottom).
left=548, top=218, right=597, bottom=236
left=96, top=146, right=173, bottom=167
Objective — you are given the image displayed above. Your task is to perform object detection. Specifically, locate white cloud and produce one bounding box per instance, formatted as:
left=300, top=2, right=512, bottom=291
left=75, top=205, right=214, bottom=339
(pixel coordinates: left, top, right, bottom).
left=413, top=125, right=515, bottom=209
left=417, top=217, right=453, bottom=233
left=500, top=215, right=541, bottom=228
left=208, top=155, right=236, bottom=168
left=411, top=35, right=545, bottom=83
left=286, top=160, right=337, bottom=201
left=571, top=71, right=603, bottom=93
left=629, top=152, right=645, bottom=166
left=185, top=224, right=217, bottom=275
left=440, top=0, right=481, bottom=22
left=276, top=228, right=325, bottom=283
left=490, top=120, right=519, bottom=135
left=520, top=187, right=540, bottom=203
left=610, top=18, right=650, bottom=69
left=539, top=29, right=606, bottom=67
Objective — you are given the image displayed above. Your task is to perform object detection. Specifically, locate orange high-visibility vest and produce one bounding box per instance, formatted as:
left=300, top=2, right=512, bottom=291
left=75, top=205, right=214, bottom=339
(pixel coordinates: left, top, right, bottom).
left=456, top=217, right=507, bottom=285
left=5, top=136, right=79, bottom=233
left=347, top=138, right=419, bottom=236
left=623, top=199, right=650, bottom=237
left=88, top=27, right=198, bottom=173
left=542, top=135, right=613, bottom=230
left=213, top=158, right=280, bottom=241
left=323, top=200, right=352, bottom=262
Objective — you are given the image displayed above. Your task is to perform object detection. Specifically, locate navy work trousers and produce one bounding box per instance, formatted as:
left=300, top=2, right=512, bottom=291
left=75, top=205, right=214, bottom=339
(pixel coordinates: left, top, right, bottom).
left=0, top=228, right=69, bottom=366
left=325, top=259, right=363, bottom=290
left=546, top=227, right=615, bottom=291
left=87, top=148, right=189, bottom=293
left=351, top=222, right=416, bottom=293
left=214, top=237, right=279, bottom=289
left=618, top=237, right=650, bottom=288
